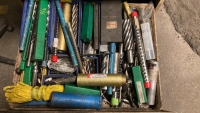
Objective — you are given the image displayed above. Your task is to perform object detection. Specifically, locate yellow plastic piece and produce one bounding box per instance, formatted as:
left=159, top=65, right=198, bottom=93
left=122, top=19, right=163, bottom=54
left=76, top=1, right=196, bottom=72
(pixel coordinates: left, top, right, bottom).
left=41, top=67, right=47, bottom=85
left=123, top=1, right=131, bottom=18
left=20, top=71, right=24, bottom=82
left=3, top=82, right=64, bottom=103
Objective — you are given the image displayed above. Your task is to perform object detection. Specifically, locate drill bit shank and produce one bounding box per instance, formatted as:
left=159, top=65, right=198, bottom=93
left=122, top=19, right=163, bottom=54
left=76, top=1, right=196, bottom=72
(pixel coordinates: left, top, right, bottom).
left=32, top=62, right=38, bottom=86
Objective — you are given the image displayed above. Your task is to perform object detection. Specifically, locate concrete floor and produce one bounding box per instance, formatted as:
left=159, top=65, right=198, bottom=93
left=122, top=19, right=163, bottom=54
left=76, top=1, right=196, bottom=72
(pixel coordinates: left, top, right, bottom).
left=0, top=1, right=200, bottom=113
left=157, top=5, right=200, bottom=113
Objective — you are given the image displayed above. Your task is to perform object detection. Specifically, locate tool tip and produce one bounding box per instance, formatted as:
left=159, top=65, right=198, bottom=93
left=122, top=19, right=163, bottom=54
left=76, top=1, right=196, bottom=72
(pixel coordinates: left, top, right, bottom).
left=131, top=11, right=138, bottom=17
left=51, top=55, right=58, bottom=62
left=144, top=82, right=151, bottom=88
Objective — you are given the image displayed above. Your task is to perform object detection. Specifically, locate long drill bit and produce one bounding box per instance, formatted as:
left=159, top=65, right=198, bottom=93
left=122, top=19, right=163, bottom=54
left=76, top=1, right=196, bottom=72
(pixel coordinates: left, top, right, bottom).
left=66, top=22, right=86, bottom=73
left=123, top=19, right=134, bottom=64
left=41, top=2, right=51, bottom=85
left=72, top=4, right=78, bottom=40
left=26, top=2, right=38, bottom=66
left=132, top=11, right=151, bottom=89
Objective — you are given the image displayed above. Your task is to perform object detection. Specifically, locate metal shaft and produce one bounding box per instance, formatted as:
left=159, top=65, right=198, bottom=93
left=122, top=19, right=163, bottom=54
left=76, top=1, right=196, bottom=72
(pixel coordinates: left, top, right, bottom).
left=114, top=53, right=119, bottom=74
left=123, top=19, right=134, bottom=64
left=72, top=4, right=78, bottom=40
left=32, top=62, right=38, bottom=86
left=66, top=22, right=86, bottom=73
left=147, top=60, right=159, bottom=105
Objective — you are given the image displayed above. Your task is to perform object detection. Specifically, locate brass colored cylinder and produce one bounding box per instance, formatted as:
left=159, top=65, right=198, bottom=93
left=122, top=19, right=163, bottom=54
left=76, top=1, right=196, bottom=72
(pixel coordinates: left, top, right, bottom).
left=77, top=74, right=126, bottom=86
left=57, top=3, right=71, bottom=51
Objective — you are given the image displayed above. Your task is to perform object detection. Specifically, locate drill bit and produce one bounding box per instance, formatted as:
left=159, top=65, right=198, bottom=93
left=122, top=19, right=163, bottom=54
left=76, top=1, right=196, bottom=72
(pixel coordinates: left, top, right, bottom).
left=41, top=2, right=50, bottom=85
left=101, top=52, right=109, bottom=91
left=32, top=62, right=38, bottom=86
left=123, top=19, right=134, bottom=64
left=42, top=2, right=50, bottom=67
left=132, top=11, right=151, bottom=88
left=72, top=4, right=78, bottom=40
left=66, top=22, right=86, bottom=74
left=123, top=19, right=133, bottom=50
left=26, top=2, right=38, bottom=66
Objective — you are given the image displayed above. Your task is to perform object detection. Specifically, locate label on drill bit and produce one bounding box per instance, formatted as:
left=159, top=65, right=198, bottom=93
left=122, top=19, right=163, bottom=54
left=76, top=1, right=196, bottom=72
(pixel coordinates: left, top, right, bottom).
left=88, top=74, right=107, bottom=78
left=136, top=81, right=145, bottom=103
left=53, top=38, right=58, bottom=47
left=106, top=21, right=117, bottom=29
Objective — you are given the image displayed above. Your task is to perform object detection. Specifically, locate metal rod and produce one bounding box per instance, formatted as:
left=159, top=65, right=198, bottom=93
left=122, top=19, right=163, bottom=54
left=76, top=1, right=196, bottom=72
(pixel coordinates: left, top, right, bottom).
left=55, top=0, right=78, bottom=67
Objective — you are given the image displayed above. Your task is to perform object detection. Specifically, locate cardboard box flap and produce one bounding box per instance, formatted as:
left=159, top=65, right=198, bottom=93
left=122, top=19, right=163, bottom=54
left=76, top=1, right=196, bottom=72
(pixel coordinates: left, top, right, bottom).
left=126, top=0, right=164, bottom=12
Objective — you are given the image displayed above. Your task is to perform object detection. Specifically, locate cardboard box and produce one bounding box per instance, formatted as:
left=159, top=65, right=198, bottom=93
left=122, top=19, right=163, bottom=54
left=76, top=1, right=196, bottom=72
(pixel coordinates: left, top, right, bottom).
left=11, top=0, right=165, bottom=112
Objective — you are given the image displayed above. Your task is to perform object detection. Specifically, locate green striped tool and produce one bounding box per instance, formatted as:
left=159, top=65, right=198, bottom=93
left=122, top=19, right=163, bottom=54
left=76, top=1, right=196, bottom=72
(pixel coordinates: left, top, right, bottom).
left=132, top=66, right=148, bottom=105
left=34, top=0, right=49, bottom=61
